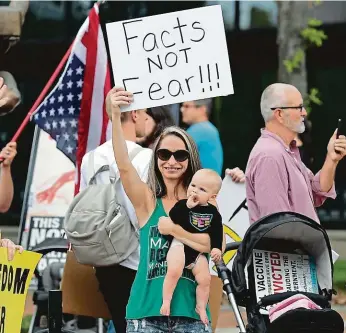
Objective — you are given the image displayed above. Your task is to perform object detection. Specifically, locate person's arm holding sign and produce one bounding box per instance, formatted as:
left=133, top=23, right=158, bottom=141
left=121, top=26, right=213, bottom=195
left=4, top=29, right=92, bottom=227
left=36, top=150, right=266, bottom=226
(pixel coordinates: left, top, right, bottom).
left=225, top=167, right=245, bottom=183
left=107, top=87, right=153, bottom=224
left=0, top=142, right=17, bottom=213
left=0, top=237, right=23, bottom=261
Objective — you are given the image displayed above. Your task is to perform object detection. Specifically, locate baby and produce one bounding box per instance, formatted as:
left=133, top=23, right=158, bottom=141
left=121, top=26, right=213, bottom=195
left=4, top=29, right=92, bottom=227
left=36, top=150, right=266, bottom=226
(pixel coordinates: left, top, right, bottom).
left=160, top=168, right=223, bottom=324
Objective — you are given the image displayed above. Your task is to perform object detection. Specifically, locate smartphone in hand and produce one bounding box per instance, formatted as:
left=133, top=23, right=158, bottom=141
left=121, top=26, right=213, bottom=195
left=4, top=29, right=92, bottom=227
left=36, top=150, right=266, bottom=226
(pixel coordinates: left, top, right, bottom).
left=336, top=118, right=342, bottom=154
left=336, top=118, right=342, bottom=139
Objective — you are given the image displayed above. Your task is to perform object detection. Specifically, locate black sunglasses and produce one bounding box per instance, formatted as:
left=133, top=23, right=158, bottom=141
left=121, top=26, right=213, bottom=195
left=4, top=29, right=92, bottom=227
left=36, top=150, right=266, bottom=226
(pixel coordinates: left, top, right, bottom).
left=270, top=105, right=305, bottom=113
left=156, top=149, right=189, bottom=162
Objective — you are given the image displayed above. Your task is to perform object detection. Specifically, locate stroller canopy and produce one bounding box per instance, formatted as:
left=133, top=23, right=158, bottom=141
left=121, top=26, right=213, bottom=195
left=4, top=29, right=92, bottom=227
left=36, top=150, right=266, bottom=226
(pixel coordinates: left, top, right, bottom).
left=231, top=212, right=333, bottom=301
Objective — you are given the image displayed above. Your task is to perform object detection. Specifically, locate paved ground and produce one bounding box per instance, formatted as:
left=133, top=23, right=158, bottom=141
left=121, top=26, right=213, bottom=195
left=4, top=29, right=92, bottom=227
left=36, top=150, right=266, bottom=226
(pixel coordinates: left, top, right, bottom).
left=214, top=303, right=346, bottom=332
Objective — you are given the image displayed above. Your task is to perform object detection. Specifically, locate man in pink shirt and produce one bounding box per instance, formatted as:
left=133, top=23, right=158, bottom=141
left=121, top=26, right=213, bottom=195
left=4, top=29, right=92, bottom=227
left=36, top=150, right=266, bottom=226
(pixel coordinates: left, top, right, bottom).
left=246, top=83, right=346, bottom=224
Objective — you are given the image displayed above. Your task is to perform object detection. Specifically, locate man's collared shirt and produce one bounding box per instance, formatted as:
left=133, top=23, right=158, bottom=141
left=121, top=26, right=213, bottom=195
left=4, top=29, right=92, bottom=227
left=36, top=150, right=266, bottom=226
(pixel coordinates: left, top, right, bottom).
left=245, top=129, right=336, bottom=224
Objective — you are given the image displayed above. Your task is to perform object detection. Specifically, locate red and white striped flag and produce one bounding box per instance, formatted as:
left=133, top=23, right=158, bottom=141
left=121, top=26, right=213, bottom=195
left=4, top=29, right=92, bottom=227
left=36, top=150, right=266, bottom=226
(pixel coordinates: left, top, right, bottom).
left=32, top=4, right=111, bottom=193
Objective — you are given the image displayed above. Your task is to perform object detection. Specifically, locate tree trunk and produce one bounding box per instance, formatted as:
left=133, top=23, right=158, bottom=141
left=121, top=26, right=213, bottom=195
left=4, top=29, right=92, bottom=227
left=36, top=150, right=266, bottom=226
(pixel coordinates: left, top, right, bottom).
left=277, top=1, right=309, bottom=98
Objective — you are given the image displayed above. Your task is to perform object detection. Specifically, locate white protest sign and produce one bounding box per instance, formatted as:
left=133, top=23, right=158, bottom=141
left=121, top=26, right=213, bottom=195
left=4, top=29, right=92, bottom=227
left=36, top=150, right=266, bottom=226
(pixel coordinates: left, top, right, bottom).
left=106, top=5, right=234, bottom=112
left=253, top=250, right=319, bottom=314
left=210, top=177, right=250, bottom=275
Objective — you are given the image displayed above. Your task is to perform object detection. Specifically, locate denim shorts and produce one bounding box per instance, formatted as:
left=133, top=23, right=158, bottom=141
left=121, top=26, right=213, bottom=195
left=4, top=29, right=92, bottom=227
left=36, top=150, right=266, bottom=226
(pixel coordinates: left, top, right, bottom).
left=126, top=316, right=212, bottom=333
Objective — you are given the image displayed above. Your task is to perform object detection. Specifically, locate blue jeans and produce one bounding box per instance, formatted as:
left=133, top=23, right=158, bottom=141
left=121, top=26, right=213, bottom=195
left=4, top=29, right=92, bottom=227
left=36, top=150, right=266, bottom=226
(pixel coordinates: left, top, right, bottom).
left=108, top=320, right=116, bottom=333
left=126, top=317, right=211, bottom=333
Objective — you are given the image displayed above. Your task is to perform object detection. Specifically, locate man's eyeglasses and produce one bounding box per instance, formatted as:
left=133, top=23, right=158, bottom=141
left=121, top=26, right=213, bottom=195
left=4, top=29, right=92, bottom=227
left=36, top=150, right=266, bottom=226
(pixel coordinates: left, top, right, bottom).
left=270, top=105, right=305, bottom=112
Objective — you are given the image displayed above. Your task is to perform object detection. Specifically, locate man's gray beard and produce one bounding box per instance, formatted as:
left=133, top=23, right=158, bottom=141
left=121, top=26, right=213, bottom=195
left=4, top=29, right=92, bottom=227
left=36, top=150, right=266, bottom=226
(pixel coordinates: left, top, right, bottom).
left=284, top=118, right=305, bottom=134
left=296, top=122, right=306, bottom=134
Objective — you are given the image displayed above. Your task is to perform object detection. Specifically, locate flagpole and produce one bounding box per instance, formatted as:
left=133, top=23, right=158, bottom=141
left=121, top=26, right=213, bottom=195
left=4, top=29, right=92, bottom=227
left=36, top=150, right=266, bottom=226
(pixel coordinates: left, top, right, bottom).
left=12, top=42, right=73, bottom=142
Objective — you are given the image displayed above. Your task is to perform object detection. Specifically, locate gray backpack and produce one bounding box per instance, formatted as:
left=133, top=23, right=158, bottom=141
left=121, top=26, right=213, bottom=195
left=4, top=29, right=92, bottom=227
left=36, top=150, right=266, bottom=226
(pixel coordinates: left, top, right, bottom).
left=64, top=147, right=143, bottom=267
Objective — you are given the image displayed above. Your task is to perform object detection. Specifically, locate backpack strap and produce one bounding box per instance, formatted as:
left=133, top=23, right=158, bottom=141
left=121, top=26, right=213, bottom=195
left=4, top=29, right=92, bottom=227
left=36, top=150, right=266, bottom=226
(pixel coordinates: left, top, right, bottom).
left=113, top=145, right=144, bottom=188
left=113, top=145, right=144, bottom=236
left=88, top=145, right=144, bottom=186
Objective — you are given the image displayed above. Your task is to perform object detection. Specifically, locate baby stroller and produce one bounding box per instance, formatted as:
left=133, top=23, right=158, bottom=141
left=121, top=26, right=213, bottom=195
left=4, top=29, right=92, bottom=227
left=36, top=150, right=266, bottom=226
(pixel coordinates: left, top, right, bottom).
left=216, top=212, right=344, bottom=333
left=28, top=238, right=104, bottom=333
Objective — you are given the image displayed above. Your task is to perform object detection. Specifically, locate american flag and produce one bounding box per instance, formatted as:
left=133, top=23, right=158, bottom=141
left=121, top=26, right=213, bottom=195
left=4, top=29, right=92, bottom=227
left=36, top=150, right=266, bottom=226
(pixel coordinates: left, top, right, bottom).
left=31, top=4, right=111, bottom=192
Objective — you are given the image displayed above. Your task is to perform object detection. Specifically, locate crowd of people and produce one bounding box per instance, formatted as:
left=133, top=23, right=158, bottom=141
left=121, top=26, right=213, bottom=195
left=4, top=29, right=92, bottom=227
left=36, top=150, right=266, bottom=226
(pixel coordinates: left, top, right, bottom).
left=1, top=78, right=346, bottom=332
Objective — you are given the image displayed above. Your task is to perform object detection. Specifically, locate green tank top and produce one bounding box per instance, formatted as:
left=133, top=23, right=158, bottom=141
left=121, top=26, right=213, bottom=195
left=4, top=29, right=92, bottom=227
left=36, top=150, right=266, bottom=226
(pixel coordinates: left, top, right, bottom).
left=126, top=199, right=210, bottom=320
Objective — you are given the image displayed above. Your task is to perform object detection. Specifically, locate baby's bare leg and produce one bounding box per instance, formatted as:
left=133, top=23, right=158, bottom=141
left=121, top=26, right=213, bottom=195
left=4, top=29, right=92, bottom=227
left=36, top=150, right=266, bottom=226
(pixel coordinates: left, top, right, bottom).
left=192, top=255, right=211, bottom=324
left=160, top=242, right=185, bottom=316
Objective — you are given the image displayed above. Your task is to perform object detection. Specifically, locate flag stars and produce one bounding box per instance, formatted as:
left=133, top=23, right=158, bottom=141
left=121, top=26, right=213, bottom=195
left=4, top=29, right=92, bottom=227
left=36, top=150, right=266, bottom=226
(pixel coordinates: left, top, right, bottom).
left=67, top=68, right=73, bottom=76
left=58, top=106, right=65, bottom=115
left=41, top=110, right=47, bottom=118
left=63, top=133, right=70, bottom=141
left=49, top=96, right=55, bottom=104
left=52, top=121, right=58, bottom=129
left=70, top=119, right=77, bottom=128
left=58, top=82, right=64, bottom=90
left=67, top=93, right=74, bottom=101
left=76, top=66, right=83, bottom=75
left=58, top=94, right=64, bottom=103
left=66, top=146, right=73, bottom=154
left=44, top=121, right=51, bottom=130
left=78, top=93, right=82, bottom=101
left=34, top=113, right=39, bottom=120
left=76, top=79, right=83, bottom=88
left=67, top=80, right=73, bottom=89
left=49, top=108, right=56, bottom=116
left=60, top=119, right=67, bottom=128
left=68, top=106, right=75, bottom=115
left=73, top=133, right=78, bottom=140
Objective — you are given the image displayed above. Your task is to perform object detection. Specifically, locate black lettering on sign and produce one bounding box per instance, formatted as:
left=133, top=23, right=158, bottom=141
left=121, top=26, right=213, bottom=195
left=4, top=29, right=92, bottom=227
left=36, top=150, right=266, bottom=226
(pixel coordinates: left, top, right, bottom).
left=0, top=265, right=14, bottom=292
left=228, top=198, right=248, bottom=222
left=190, top=21, right=206, bottom=43
left=168, top=80, right=184, bottom=97
left=14, top=268, right=30, bottom=295
left=161, top=30, right=175, bottom=48
left=148, top=55, right=163, bottom=74
left=143, top=33, right=159, bottom=52
left=185, top=76, right=194, bottom=93
left=179, top=47, right=191, bottom=64
left=122, top=78, right=143, bottom=95
left=122, top=19, right=143, bottom=55
left=0, top=306, right=5, bottom=333
left=173, top=17, right=188, bottom=44
left=148, top=83, right=164, bottom=101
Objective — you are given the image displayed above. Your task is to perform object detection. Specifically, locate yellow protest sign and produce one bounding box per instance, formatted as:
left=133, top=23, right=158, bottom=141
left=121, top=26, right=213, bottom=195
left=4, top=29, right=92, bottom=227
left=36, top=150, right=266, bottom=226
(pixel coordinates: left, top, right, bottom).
left=0, top=248, right=42, bottom=333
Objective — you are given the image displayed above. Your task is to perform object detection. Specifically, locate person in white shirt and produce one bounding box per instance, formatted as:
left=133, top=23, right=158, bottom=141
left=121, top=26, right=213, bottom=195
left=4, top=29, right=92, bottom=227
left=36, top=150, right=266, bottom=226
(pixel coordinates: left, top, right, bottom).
left=79, top=108, right=152, bottom=333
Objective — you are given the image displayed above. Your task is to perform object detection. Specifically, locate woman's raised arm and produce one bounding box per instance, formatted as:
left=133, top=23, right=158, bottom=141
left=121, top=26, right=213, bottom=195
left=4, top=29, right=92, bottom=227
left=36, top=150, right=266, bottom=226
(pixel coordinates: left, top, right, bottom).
left=107, top=87, right=153, bottom=224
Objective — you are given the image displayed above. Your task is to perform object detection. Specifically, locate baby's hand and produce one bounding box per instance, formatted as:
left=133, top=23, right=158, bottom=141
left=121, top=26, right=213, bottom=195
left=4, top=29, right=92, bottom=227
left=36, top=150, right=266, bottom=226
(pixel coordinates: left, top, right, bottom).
left=187, top=193, right=199, bottom=209
left=211, top=248, right=222, bottom=263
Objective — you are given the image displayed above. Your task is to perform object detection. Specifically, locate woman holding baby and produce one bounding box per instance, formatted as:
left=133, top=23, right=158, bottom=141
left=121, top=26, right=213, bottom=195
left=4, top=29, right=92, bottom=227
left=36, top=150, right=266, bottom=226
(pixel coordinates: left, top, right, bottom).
left=106, top=86, right=242, bottom=332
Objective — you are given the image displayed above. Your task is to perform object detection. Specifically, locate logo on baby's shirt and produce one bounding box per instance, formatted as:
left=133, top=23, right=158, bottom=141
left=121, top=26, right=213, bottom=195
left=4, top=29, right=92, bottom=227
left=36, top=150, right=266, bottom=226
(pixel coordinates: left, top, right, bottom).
left=189, top=212, right=213, bottom=231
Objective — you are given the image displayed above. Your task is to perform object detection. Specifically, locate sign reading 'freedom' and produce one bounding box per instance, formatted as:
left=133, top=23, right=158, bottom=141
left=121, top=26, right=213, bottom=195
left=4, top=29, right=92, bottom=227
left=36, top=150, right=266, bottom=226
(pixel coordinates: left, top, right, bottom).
left=106, top=5, right=234, bottom=111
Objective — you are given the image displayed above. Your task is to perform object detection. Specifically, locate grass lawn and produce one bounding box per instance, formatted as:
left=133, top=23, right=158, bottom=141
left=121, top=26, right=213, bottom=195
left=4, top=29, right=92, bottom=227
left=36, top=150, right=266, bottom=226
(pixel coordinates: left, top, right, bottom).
left=21, top=315, right=32, bottom=333
left=334, top=259, right=346, bottom=291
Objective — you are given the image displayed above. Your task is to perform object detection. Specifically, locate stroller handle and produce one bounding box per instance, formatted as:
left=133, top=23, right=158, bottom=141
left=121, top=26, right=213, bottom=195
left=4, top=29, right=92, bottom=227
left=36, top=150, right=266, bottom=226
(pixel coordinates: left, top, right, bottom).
left=215, top=241, right=241, bottom=273
left=225, top=241, right=241, bottom=252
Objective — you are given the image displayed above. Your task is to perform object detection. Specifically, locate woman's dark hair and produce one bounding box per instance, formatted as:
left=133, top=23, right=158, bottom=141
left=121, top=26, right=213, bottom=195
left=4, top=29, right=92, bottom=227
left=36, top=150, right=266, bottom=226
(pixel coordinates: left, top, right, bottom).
left=147, top=126, right=202, bottom=200
left=141, top=106, right=175, bottom=148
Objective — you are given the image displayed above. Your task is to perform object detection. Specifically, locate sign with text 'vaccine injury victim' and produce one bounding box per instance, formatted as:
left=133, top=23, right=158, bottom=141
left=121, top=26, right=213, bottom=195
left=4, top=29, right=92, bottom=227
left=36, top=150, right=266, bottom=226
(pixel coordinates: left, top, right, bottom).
left=106, top=5, right=234, bottom=112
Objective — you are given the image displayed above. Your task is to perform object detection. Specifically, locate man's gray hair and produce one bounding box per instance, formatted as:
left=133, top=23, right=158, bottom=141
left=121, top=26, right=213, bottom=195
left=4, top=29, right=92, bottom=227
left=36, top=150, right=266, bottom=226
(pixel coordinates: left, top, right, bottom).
left=194, top=98, right=213, bottom=116
left=260, top=83, right=291, bottom=122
